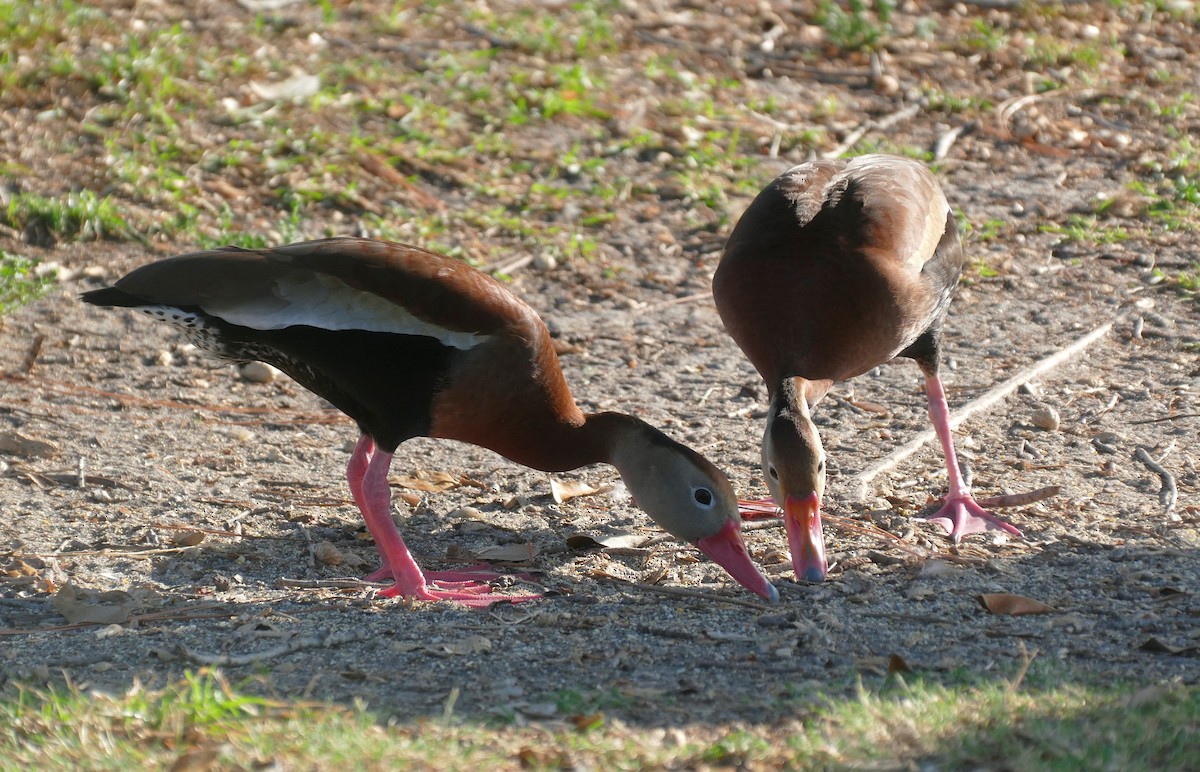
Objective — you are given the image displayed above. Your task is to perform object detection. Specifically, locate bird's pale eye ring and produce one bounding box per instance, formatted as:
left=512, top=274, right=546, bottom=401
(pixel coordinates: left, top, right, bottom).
left=692, top=487, right=715, bottom=508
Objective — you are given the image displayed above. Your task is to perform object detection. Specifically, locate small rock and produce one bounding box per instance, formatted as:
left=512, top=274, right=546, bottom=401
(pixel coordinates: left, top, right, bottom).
left=1031, top=406, right=1060, bottom=431
left=314, top=541, right=343, bottom=566
left=239, top=361, right=279, bottom=383
left=873, top=74, right=900, bottom=96
left=227, top=426, right=254, bottom=443
left=448, top=506, right=485, bottom=521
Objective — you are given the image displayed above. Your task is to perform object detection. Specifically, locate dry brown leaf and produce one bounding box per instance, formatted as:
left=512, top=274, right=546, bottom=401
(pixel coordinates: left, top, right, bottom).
left=170, top=530, right=206, bottom=547
left=168, top=745, right=222, bottom=772
left=428, top=634, right=492, bottom=656
left=565, top=532, right=647, bottom=551
left=1120, top=684, right=1175, bottom=708
left=848, top=398, right=890, bottom=414
left=0, top=430, right=59, bottom=459
left=588, top=561, right=639, bottom=582
left=473, top=542, right=539, bottom=563
left=977, top=593, right=1057, bottom=616
left=3, top=558, right=41, bottom=578
left=918, top=559, right=958, bottom=578
left=551, top=477, right=599, bottom=504
left=249, top=73, right=320, bottom=101
left=888, top=653, right=913, bottom=675
left=52, top=583, right=137, bottom=625
left=1139, top=637, right=1197, bottom=655
left=392, top=470, right=465, bottom=492
left=570, top=712, right=605, bottom=731
left=705, top=630, right=754, bottom=642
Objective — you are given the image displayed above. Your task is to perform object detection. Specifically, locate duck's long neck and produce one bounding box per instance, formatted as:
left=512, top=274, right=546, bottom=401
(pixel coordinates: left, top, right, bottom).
left=466, top=410, right=634, bottom=474
left=771, top=376, right=833, bottom=412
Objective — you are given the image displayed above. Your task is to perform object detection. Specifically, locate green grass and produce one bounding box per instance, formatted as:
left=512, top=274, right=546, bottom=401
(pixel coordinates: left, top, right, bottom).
left=1, top=191, right=136, bottom=245
left=1040, top=213, right=1131, bottom=245
left=0, top=250, right=54, bottom=315
left=1, top=669, right=1195, bottom=769
left=813, top=0, right=895, bottom=52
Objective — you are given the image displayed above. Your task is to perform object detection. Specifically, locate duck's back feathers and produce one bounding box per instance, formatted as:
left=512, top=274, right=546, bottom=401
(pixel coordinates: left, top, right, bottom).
left=714, top=155, right=964, bottom=386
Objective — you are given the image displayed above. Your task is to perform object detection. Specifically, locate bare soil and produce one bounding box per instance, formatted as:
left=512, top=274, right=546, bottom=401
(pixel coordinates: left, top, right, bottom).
left=1, top=0, right=1197, bottom=730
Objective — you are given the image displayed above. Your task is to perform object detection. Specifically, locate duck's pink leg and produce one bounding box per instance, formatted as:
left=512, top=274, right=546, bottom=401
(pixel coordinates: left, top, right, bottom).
left=347, top=435, right=393, bottom=581
left=922, top=376, right=1023, bottom=542
left=348, top=434, right=539, bottom=606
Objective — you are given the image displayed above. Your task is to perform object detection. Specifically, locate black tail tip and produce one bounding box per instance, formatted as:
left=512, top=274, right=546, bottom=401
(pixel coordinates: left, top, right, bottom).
left=80, top=286, right=137, bottom=307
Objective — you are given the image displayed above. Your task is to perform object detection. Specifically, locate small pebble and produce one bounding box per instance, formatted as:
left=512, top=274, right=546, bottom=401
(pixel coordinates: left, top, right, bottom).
left=314, top=541, right=343, bottom=566
left=1031, top=406, right=1060, bottom=431
left=239, top=361, right=279, bottom=383
left=228, top=426, right=254, bottom=443
left=873, top=73, right=900, bottom=96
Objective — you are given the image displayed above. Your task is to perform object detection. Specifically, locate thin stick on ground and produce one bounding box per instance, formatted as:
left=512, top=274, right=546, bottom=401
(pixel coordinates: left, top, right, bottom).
left=851, top=318, right=1118, bottom=501
left=823, top=104, right=920, bottom=160
left=1134, top=447, right=1178, bottom=513
left=179, top=629, right=366, bottom=667
left=596, top=578, right=775, bottom=610
left=975, top=485, right=1061, bottom=509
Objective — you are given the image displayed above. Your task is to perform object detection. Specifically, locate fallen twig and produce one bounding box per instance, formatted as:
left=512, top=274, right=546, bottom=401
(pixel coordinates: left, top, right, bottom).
left=636, top=290, right=714, bottom=315
left=179, top=629, right=366, bottom=666
left=0, top=605, right=234, bottom=636
left=1008, top=642, right=1040, bottom=692
left=21, top=333, right=44, bottom=375
left=932, top=125, right=966, bottom=161
left=1134, top=447, right=1178, bottom=514
left=486, top=254, right=533, bottom=276
left=824, top=104, right=920, bottom=160
left=739, top=499, right=929, bottom=559
left=974, top=485, right=1061, bottom=509
left=150, top=522, right=307, bottom=542
left=1, top=374, right=346, bottom=425
left=596, top=577, right=774, bottom=610
left=277, top=577, right=381, bottom=590
left=1131, top=412, right=1200, bottom=425
left=852, top=317, right=1119, bottom=500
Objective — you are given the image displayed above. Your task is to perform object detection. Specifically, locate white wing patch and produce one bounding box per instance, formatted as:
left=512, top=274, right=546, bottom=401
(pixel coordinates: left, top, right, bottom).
left=202, top=272, right=487, bottom=350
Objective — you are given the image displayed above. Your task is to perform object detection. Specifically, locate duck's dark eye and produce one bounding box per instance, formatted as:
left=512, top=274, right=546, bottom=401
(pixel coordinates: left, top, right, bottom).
left=769, top=466, right=779, bottom=480
left=817, top=459, right=826, bottom=473
left=693, top=487, right=714, bottom=507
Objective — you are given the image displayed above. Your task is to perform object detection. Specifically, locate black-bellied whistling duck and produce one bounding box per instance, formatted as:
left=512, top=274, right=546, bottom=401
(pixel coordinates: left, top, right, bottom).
left=713, top=155, right=1022, bottom=582
left=83, top=237, right=778, bottom=605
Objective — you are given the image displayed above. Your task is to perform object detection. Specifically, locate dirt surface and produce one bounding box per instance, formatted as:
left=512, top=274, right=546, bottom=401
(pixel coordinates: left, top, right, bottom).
left=2, top=1, right=1198, bottom=729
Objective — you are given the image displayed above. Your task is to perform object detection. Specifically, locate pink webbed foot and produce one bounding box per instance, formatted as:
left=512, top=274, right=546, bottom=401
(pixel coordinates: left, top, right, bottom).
left=364, top=562, right=540, bottom=607
left=347, top=435, right=541, bottom=608
left=923, top=495, right=1023, bottom=543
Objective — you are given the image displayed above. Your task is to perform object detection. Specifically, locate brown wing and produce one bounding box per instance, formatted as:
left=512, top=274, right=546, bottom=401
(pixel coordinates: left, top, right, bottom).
left=714, top=155, right=961, bottom=386
left=107, top=237, right=535, bottom=341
